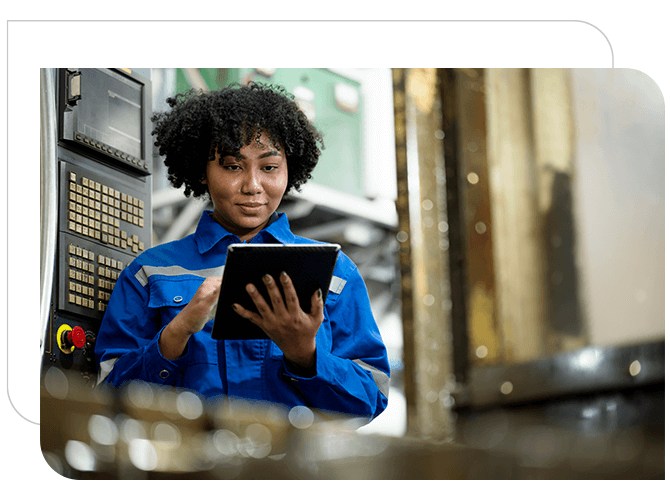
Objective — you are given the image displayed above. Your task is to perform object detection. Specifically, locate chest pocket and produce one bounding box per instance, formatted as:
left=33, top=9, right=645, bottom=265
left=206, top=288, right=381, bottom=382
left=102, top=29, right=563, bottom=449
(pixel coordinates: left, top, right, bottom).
left=147, top=277, right=205, bottom=327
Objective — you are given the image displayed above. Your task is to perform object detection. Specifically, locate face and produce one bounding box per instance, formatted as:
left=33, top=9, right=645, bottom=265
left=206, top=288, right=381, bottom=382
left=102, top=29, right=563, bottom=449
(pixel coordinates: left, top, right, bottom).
left=204, top=131, right=288, bottom=242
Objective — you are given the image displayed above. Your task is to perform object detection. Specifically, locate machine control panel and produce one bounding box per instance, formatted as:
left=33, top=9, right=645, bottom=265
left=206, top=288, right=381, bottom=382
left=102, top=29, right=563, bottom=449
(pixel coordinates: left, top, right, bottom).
left=42, top=68, right=153, bottom=386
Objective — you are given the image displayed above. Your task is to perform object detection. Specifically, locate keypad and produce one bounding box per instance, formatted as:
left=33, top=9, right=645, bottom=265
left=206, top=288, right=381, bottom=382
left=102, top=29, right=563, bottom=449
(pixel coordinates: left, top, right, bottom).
left=67, top=171, right=146, bottom=254
left=67, top=243, right=126, bottom=312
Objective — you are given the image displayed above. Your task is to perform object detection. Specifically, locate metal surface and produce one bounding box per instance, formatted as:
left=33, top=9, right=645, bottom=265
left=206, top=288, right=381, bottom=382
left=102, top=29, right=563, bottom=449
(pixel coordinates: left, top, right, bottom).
left=455, top=340, right=664, bottom=409
left=40, top=68, right=58, bottom=350
left=530, top=69, right=587, bottom=354
left=485, top=69, right=546, bottom=362
left=392, top=69, right=417, bottom=435
left=439, top=69, right=494, bottom=383
left=392, top=69, right=455, bottom=441
left=454, top=380, right=664, bottom=479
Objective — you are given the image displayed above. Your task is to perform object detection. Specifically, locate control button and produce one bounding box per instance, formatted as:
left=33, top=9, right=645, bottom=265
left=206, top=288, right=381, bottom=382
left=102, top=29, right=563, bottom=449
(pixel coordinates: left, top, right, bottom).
left=57, top=324, right=85, bottom=353
left=159, top=370, right=170, bottom=379
left=173, top=296, right=183, bottom=303
left=69, top=326, right=86, bottom=349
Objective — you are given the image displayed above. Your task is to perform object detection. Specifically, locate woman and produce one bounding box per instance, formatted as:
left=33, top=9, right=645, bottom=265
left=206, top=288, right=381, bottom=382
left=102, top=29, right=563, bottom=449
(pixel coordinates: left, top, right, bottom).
left=94, top=82, right=390, bottom=422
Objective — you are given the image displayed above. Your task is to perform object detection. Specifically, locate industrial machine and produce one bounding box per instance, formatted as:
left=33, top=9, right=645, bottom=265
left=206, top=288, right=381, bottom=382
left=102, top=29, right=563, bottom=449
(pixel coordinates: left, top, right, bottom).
left=40, top=68, right=153, bottom=386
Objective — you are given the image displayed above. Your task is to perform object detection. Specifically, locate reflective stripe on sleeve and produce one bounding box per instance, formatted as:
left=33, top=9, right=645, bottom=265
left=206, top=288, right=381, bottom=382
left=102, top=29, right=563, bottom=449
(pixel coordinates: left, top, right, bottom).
left=353, top=359, right=390, bottom=398
left=97, top=357, right=118, bottom=385
left=329, top=276, right=346, bottom=294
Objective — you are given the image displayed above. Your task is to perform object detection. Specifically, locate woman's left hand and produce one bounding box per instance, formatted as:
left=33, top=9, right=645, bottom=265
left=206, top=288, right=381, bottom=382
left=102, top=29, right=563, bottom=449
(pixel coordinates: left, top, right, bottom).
left=232, top=271, right=324, bottom=371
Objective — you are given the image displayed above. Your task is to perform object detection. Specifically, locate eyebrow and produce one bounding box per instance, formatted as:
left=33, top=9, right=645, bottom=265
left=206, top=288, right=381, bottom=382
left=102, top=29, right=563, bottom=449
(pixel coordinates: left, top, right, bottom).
left=259, top=150, right=282, bottom=158
left=223, top=150, right=282, bottom=160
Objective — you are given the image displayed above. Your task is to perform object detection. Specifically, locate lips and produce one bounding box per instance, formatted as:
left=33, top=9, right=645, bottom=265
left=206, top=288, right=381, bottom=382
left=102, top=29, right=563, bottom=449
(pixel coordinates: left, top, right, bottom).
left=236, top=202, right=267, bottom=214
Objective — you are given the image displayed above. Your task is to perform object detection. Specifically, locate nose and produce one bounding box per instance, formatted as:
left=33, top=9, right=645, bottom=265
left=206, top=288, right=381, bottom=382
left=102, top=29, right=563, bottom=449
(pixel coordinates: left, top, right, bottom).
left=241, top=169, right=262, bottom=194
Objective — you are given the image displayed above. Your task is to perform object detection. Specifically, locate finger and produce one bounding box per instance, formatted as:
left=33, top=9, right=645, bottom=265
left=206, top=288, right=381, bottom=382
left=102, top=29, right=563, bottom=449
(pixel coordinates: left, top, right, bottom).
left=278, top=271, right=302, bottom=313
left=197, top=276, right=222, bottom=304
left=185, top=277, right=222, bottom=328
left=204, top=276, right=222, bottom=301
left=231, top=302, right=266, bottom=329
left=262, top=274, right=287, bottom=312
left=309, top=288, right=325, bottom=322
left=245, top=283, right=274, bottom=317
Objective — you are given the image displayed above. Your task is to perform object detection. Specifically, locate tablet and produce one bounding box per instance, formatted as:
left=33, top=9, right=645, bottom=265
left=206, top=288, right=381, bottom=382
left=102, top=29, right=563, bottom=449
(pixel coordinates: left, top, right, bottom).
left=211, top=243, right=341, bottom=340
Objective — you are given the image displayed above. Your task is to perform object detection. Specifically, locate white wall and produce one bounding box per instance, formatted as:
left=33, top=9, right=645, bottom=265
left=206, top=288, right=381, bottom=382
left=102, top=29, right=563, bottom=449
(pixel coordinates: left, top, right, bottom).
left=571, top=69, right=665, bottom=347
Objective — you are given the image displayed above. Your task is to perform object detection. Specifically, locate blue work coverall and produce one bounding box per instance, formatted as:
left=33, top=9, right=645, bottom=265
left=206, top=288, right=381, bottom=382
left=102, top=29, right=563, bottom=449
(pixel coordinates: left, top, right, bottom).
left=94, top=211, right=390, bottom=422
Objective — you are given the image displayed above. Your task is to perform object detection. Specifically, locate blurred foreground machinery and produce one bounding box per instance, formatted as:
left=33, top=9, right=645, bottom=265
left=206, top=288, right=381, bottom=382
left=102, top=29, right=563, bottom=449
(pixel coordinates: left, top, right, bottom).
left=41, top=364, right=663, bottom=480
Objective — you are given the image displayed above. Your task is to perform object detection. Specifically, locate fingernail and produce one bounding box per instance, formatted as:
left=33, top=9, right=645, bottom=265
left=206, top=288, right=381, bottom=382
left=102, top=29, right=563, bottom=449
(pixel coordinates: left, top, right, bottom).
left=247, top=284, right=256, bottom=293
left=231, top=304, right=238, bottom=312
left=281, top=271, right=289, bottom=283
left=317, top=289, right=323, bottom=301
left=263, top=274, right=272, bottom=284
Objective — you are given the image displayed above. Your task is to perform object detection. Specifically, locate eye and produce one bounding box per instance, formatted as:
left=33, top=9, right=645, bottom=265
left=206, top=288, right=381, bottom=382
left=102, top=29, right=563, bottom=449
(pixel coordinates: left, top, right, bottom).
left=261, top=165, right=279, bottom=172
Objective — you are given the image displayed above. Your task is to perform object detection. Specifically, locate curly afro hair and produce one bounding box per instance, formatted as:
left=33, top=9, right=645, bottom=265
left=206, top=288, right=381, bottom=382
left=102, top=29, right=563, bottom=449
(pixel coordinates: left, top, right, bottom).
left=151, top=81, right=324, bottom=199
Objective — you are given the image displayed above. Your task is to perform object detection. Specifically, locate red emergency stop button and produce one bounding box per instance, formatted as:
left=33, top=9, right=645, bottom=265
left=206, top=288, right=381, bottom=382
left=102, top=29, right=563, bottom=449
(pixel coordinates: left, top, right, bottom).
left=57, top=324, right=87, bottom=353
left=69, top=326, right=86, bottom=349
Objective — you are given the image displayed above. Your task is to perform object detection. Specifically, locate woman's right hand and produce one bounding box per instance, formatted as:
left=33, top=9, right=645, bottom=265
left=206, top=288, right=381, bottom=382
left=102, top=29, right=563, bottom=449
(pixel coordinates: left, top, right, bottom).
left=159, top=276, right=222, bottom=359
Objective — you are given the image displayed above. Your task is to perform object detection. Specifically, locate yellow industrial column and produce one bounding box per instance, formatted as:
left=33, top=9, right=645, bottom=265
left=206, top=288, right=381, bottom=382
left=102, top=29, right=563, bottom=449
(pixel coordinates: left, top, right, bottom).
left=485, top=68, right=546, bottom=362
left=393, top=68, right=455, bottom=441
left=484, top=68, right=587, bottom=363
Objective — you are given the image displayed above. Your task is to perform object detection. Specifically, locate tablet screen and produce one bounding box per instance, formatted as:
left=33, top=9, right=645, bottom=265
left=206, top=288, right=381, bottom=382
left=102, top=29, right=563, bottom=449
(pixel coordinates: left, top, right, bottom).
left=211, top=243, right=340, bottom=340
